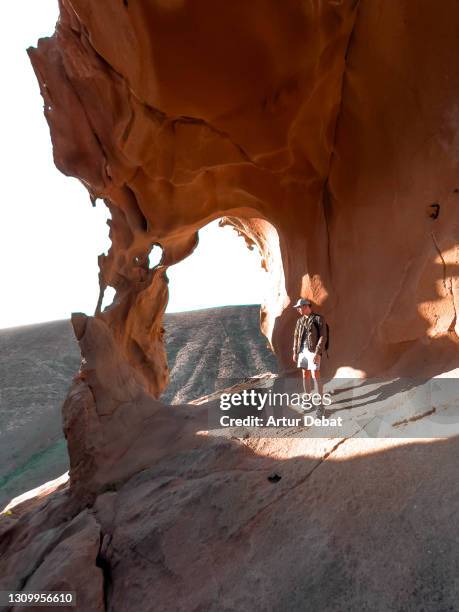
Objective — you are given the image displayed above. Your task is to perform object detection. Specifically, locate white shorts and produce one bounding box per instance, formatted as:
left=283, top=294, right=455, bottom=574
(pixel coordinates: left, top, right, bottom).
left=297, top=348, right=320, bottom=371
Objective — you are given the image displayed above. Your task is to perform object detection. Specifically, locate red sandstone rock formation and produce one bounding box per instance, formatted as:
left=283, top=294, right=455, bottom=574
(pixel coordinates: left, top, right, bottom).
left=3, top=4, right=459, bottom=608
left=28, top=0, right=458, bottom=394
left=26, top=0, right=458, bottom=493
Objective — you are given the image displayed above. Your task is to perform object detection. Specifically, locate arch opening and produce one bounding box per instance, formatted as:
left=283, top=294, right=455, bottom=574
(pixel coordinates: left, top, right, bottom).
left=160, top=217, right=287, bottom=403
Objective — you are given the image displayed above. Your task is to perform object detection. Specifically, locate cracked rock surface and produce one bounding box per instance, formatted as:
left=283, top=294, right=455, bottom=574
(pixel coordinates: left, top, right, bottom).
left=2, top=390, right=459, bottom=611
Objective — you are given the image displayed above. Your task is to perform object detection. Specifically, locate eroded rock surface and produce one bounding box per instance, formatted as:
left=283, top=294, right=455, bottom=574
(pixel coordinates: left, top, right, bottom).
left=28, top=0, right=458, bottom=396
left=0, top=306, right=276, bottom=506
left=9, top=3, right=458, bottom=607
left=2, top=400, right=459, bottom=611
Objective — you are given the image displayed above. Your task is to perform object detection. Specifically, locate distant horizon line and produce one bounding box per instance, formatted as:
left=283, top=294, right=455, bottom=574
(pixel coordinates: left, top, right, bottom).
left=0, top=303, right=263, bottom=332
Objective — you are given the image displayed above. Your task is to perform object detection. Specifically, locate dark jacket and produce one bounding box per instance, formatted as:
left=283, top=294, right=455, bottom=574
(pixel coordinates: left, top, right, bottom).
left=293, top=313, right=327, bottom=358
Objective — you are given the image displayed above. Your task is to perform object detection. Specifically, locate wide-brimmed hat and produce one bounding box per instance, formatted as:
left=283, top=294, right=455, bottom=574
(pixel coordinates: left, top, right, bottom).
left=293, top=298, right=312, bottom=308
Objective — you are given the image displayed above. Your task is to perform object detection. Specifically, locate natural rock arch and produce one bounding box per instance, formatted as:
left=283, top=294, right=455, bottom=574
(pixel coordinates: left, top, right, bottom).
left=28, top=0, right=459, bottom=496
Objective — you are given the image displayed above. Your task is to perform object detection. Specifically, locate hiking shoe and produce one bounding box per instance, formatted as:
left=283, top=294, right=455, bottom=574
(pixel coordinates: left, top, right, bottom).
left=315, top=405, right=325, bottom=418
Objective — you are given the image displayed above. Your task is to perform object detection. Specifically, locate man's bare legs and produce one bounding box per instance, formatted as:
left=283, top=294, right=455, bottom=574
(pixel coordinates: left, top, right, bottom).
left=301, top=369, right=312, bottom=394
left=312, top=370, right=323, bottom=395
left=301, top=369, right=323, bottom=395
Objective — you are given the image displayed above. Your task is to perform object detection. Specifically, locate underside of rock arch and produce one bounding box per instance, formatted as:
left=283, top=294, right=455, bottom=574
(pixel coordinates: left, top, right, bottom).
left=26, top=0, right=458, bottom=493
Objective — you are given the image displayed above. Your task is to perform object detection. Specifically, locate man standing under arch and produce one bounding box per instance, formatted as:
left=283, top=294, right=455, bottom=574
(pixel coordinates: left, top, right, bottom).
left=292, top=298, right=328, bottom=417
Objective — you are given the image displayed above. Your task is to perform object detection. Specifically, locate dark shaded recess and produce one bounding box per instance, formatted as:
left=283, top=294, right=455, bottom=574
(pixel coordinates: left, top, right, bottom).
left=96, top=534, right=112, bottom=610
left=428, top=203, right=440, bottom=219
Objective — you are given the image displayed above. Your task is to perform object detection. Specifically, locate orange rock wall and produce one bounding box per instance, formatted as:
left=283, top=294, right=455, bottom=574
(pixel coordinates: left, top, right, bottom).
left=29, top=0, right=458, bottom=397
